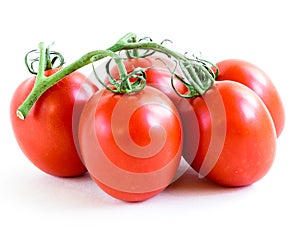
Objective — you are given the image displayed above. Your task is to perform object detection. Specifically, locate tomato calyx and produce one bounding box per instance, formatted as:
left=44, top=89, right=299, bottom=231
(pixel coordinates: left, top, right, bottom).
left=25, top=43, right=65, bottom=75
left=91, top=54, right=148, bottom=94
left=169, top=57, right=217, bottom=98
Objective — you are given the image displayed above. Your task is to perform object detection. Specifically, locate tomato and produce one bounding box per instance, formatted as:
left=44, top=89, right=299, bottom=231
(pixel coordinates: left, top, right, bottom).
left=78, top=86, right=182, bottom=202
left=10, top=69, right=98, bottom=177
left=178, top=81, right=277, bottom=187
left=216, top=59, right=285, bottom=137
left=107, top=54, right=187, bottom=104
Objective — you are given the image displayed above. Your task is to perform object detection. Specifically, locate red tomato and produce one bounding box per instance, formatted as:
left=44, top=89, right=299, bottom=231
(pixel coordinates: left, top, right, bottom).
left=10, top=69, right=98, bottom=177
left=216, top=59, right=285, bottom=137
left=107, top=55, right=187, bottom=104
left=78, top=86, right=182, bottom=202
left=178, top=81, right=277, bottom=187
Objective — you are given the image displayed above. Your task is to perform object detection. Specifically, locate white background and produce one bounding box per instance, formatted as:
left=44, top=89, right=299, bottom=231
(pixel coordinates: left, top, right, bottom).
left=1, top=0, right=299, bottom=239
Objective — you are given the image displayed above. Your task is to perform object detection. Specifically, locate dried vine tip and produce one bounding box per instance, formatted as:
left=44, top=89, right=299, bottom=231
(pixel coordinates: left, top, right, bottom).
left=16, top=109, right=25, bottom=120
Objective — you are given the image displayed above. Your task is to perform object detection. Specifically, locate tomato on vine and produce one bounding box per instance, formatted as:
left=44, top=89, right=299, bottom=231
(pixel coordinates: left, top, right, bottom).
left=11, top=33, right=284, bottom=199
left=79, top=87, right=182, bottom=202
left=10, top=44, right=98, bottom=177
left=171, top=56, right=279, bottom=186
left=178, top=81, right=277, bottom=186
left=79, top=53, right=183, bottom=201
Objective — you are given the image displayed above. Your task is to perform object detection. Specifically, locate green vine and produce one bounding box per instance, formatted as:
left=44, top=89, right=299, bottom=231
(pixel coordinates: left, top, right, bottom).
left=16, top=32, right=218, bottom=120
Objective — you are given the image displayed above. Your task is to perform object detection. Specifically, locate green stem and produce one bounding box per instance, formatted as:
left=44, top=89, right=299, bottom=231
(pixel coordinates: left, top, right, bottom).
left=91, top=50, right=134, bottom=93
left=113, top=55, right=128, bottom=80
left=113, top=55, right=133, bottom=92
left=17, top=32, right=215, bottom=119
left=17, top=42, right=47, bottom=119
left=45, top=46, right=52, bottom=70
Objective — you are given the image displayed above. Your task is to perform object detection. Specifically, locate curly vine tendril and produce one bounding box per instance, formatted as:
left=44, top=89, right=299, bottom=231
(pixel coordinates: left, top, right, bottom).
left=91, top=50, right=148, bottom=94
left=25, top=45, right=65, bottom=74
left=116, top=35, right=217, bottom=96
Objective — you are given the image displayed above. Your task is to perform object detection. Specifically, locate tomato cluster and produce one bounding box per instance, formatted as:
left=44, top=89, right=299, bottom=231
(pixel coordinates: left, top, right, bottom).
left=10, top=49, right=284, bottom=202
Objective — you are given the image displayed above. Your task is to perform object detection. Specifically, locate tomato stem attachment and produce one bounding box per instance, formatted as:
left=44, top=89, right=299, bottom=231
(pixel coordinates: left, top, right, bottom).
left=25, top=43, right=64, bottom=75
left=17, top=42, right=49, bottom=119
left=90, top=50, right=147, bottom=93
left=17, top=32, right=217, bottom=119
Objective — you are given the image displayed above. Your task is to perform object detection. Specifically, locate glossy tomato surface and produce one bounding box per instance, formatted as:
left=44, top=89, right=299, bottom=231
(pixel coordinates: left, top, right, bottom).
left=78, top=86, right=183, bottom=201
left=216, top=59, right=285, bottom=137
left=10, top=69, right=98, bottom=177
left=178, top=81, right=277, bottom=187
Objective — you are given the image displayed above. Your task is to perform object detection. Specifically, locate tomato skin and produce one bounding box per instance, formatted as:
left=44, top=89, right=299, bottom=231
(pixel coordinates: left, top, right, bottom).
left=78, top=86, right=182, bottom=202
left=216, top=59, right=285, bottom=137
left=10, top=69, right=98, bottom=177
left=178, top=81, right=277, bottom=187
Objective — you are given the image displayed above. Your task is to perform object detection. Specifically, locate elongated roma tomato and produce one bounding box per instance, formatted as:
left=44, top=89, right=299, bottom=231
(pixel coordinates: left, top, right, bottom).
left=78, top=86, right=183, bottom=202
left=178, top=81, right=277, bottom=187
left=10, top=69, right=98, bottom=177
left=216, top=59, right=285, bottom=137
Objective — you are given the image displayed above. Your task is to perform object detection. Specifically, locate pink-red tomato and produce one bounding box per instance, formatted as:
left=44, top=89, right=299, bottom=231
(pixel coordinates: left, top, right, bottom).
left=216, top=59, right=285, bottom=137
left=10, top=69, right=98, bottom=177
left=78, top=86, right=183, bottom=202
left=178, top=81, right=277, bottom=187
